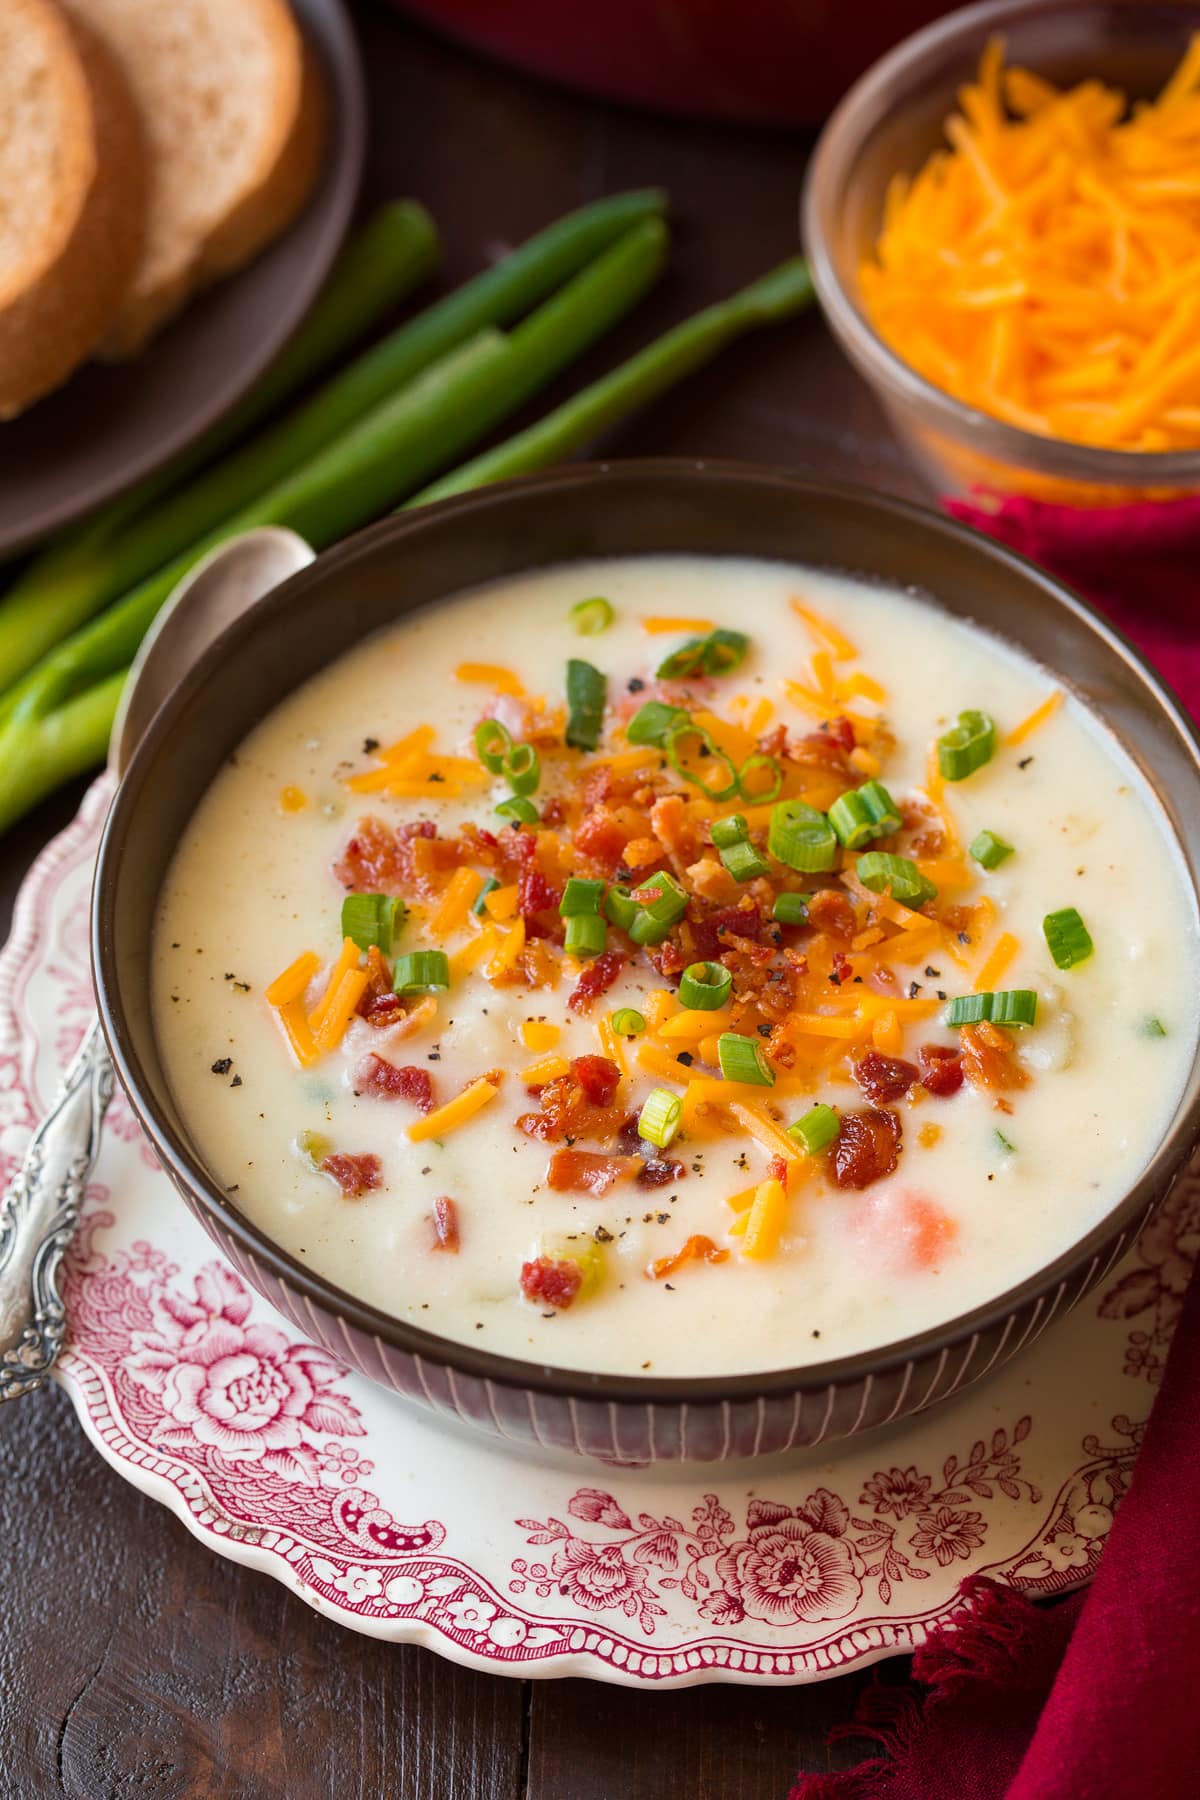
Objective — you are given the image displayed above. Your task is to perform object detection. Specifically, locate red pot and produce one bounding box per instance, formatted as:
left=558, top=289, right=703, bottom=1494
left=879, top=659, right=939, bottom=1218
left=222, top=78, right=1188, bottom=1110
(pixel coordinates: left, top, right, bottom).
left=396, top=0, right=956, bottom=126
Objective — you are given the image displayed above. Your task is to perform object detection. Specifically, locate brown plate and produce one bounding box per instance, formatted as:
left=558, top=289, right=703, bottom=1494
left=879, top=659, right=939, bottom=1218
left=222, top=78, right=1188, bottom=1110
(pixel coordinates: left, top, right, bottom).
left=0, top=0, right=364, bottom=560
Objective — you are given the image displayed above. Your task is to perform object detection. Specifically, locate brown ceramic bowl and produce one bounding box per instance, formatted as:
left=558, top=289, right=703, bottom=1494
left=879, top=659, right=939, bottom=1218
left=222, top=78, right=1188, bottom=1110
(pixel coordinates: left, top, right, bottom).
left=92, top=461, right=1200, bottom=1463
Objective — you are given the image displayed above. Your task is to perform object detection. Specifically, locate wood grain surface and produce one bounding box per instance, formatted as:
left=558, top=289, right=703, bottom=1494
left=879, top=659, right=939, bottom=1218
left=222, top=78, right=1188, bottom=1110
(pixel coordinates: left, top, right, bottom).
left=0, top=5, right=927, bottom=1793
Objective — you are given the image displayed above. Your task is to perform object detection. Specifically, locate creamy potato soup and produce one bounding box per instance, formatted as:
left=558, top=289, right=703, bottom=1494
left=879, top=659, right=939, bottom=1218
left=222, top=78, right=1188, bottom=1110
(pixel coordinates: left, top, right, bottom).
left=153, top=556, right=1198, bottom=1377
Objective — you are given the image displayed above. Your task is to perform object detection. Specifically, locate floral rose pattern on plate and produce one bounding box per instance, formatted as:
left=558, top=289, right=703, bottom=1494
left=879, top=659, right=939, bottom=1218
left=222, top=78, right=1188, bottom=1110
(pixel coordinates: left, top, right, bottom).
left=2, top=778, right=1200, bottom=1684
left=510, top=1423, right=1039, bottom=1632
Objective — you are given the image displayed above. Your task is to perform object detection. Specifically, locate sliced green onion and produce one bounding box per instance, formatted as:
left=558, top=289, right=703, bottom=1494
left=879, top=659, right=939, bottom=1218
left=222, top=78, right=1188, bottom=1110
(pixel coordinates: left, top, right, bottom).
left=628, top=871, right=689, bottom=944
left=828, top=789, right=878, bottom=851
left=501, top=741, right=540, bottom=795
left=679, top=961, right=732, bottom=1010
left=772, top=892, right=809, bottom=925
left=788, top=1102, right=839, bottom=1155
left=717, top=1031, right=775, bottom=1086
left=626, top=700, right=689, bottom=746
left=638, top=1086, right=683, bottom=1150
left=655, top=627, right=749, bottom=681
left=565, top=658, right=607, bottom=751
left=937, top=709, right=996, bottom=782
left=666, top=720, right=739, bottom=801
left=295, top=1128, right=332, bottom=1169
left=946, top=989, right=1038, bottom=1028
left=988, top=989, right=1039, bottom=1027
left=612, top=1007, right=646, bottom=1037
left=858, top=780, right=903, bottom=836
left=393, top=950, right=450, bottom=994
left=710, top=813, right=749, bottom=850
left=603, top=884, right=639, bottom=931
left=1141, top=1015, right=1168, bottom=1038
left=768, top=799, right=837, bottom=873
left=737, top=753, right=783, bottom=803
left=564, top=913, right=607, bottom=956
left=473, top=875, right=501, bottom=916
left=994, top=1129, right=1016, bottom=1155
left=496, top=794, right=539, bottom=824
left=570, top=596, right=614, bottom=636
left=559, top=876, right=606, bottom=916
left=855, top=851, right=936, bottom=908
left=474, top=717, right=513, bottom=773
left=969, top=829, right=1014, bottom=870
left=1043, top=906, right=1093, bottom=970
left=720, top=838, right=770, bottom=883
left=341, top=892, right=400, bottom=953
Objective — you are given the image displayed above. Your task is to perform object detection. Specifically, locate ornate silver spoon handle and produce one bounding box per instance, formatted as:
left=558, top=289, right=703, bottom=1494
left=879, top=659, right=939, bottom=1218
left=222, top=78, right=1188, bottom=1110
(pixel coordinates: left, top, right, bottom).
left=0, top=1017, right=113, bottom=1400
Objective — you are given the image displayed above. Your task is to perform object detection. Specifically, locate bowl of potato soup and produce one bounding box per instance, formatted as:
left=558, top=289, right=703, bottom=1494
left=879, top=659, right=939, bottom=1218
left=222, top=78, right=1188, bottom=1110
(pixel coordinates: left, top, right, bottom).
left=92, top=462, right=1200, bottom=1463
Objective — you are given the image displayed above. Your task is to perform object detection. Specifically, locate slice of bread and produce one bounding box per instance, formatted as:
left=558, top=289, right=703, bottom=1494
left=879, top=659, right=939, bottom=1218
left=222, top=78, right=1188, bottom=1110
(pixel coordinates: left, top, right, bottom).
left=0, top=0, right=145, bottom=418
left=73, top=0, right=326, bottom=358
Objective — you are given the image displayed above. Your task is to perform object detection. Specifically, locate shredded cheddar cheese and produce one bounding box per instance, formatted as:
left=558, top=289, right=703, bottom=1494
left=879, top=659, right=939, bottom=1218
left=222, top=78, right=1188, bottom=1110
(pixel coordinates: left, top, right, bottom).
left=974, top=930, right=1020, bottom=993
left=521, top=1020, right=561, bottom=1051
left=308, top=939, right=361, bottom=1033
left=279, top=785, right=308, bottom=813
left=454, top=662, right=524, bottom=695
left=1006, top=689, right=1064, bottom=746
left=313, top=969, right=369, bottom=1054
left=790, top=598, right=857, bottom=660
left=483, top=883, right=520, bottom=922
left=741, top=1177, right=787, bottom=1258
left=861, top=35, right=1200, bottom=451
left=407, top=1074, right=502, bottom=1142
left=520, top=1053, right=571, bottom=1085
left=265, top=950, right=319, bottom=1008
left=277, top=999, right=318, bottom=1068
left=641, top=615, right=714, bottom=634
left=429, top=866, right=485, bottom=937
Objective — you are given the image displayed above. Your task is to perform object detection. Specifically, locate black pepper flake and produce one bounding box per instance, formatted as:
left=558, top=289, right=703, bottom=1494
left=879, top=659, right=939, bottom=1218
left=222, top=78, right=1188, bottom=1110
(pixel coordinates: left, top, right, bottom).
left=210, top=1058, right=232, bottom=1075
left=627, top=677, right=646, bottom=693
left=641, top=1360, right=652, bottom=1369
left=811, top=1328, right=821, bottom=1338
left=594, top=1225, right=614, bottom=1244
left=230, top=1075, right=243, bottom=1088
left=852, top=975, right=863, bottom=984
left=474, top=1322, right=485, bottom=1330
left=564, top=1134, right=576, bottom=1147
left=655, top=1211, right=669, bottom=1224
left=925, top=965, right=941, bottom=978
left=541, top=1311, right=557, bottom=1320
left=171, top=942, right=180, bottom=949
left=908, top=981, right=922, bottom=999
left=663, top=1283, right=675, bottom=1291
left=362, top=737, right=380, bottom=754
left=421, top=1166, right=432, bottom=1175
left=1018, top=755, right=1034, bottom=769
left=957, top=931, right=970, bottom=945
left=428, top=771, right=446, bottom=783
left=757, top=1023, right=772, bottom=1038
left=226, top=1184, right=240, bottom=1193
left=676, top=1051, right=694, bottom=1067
left=936, top=990, right=947, bottom=1001
left=428, top=1049, right=441, bottom=1062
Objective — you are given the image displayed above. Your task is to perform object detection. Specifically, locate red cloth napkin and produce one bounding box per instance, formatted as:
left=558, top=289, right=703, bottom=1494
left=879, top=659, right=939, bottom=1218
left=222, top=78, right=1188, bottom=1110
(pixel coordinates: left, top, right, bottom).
left=792, top=495, right=1200, bottom=1800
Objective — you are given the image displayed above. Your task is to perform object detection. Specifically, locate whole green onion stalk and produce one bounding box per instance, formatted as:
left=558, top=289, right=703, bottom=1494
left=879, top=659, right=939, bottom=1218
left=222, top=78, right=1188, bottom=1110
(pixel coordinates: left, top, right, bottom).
left=0, top=189, right=668, bottom=701
left=0, top=248, right=817, bottom=838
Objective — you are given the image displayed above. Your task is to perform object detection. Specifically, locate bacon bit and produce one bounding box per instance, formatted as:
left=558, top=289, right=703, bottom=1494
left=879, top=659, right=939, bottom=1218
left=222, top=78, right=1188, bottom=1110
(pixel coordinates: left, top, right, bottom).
left=960, top=1023, right=1028, bottom=1092
left=918, top=1043, right=965, bottom=1097
left=567, top=949, right=626, bottom=1014
left=520, top=1256, right=582, bottom=1309
left=807, top=890, right=857, bottom=939
left=573, top=805, right=636, bottom=873
left=646, top=1234, right=728, bottom=1281
left=335, top=817, right=463, bottom=899
left=518, top=859, right=561, bottom=922
left=830, top=1109, right=902, bottom=1189
left=545, top=1149, right=641, bottom=1195
left=571, top=1055, right=621, bottom=1107
left=637, top=1156, right=687, bottom=1188
left=686, top=856, right=741, bottom=904
left=357, top=1054, right=434, bottom=1112
left=900, top=798, right=946, bottom=858
left=321, top=1152, right=383, bottom=1198
left=688, top=901, right=764, bottom=963
left=854, top=1050, right=919, bottom=1104
left=355, top=947, right=404, bottom=1027
left=516, top=1072, right=626, bottom=1145
left=430, top=1195, right=460, bottom=1252
left=540, top=796, right=568, bottom=827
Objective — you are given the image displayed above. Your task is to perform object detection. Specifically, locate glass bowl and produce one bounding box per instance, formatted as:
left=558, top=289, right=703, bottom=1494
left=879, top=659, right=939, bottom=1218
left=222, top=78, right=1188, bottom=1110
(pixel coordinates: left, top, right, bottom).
left=803, top=0, right=1200, bottom=543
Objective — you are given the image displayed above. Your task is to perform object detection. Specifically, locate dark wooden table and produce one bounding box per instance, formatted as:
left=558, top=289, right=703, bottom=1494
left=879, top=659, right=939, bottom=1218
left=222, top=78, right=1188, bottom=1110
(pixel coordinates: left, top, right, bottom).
left=0, top=8, right=929, bottom=1795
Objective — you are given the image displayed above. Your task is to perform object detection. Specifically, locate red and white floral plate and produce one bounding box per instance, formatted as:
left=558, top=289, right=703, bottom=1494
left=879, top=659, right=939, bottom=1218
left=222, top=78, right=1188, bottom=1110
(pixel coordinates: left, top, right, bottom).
left=2, top=782, right=1193, bottom=1686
